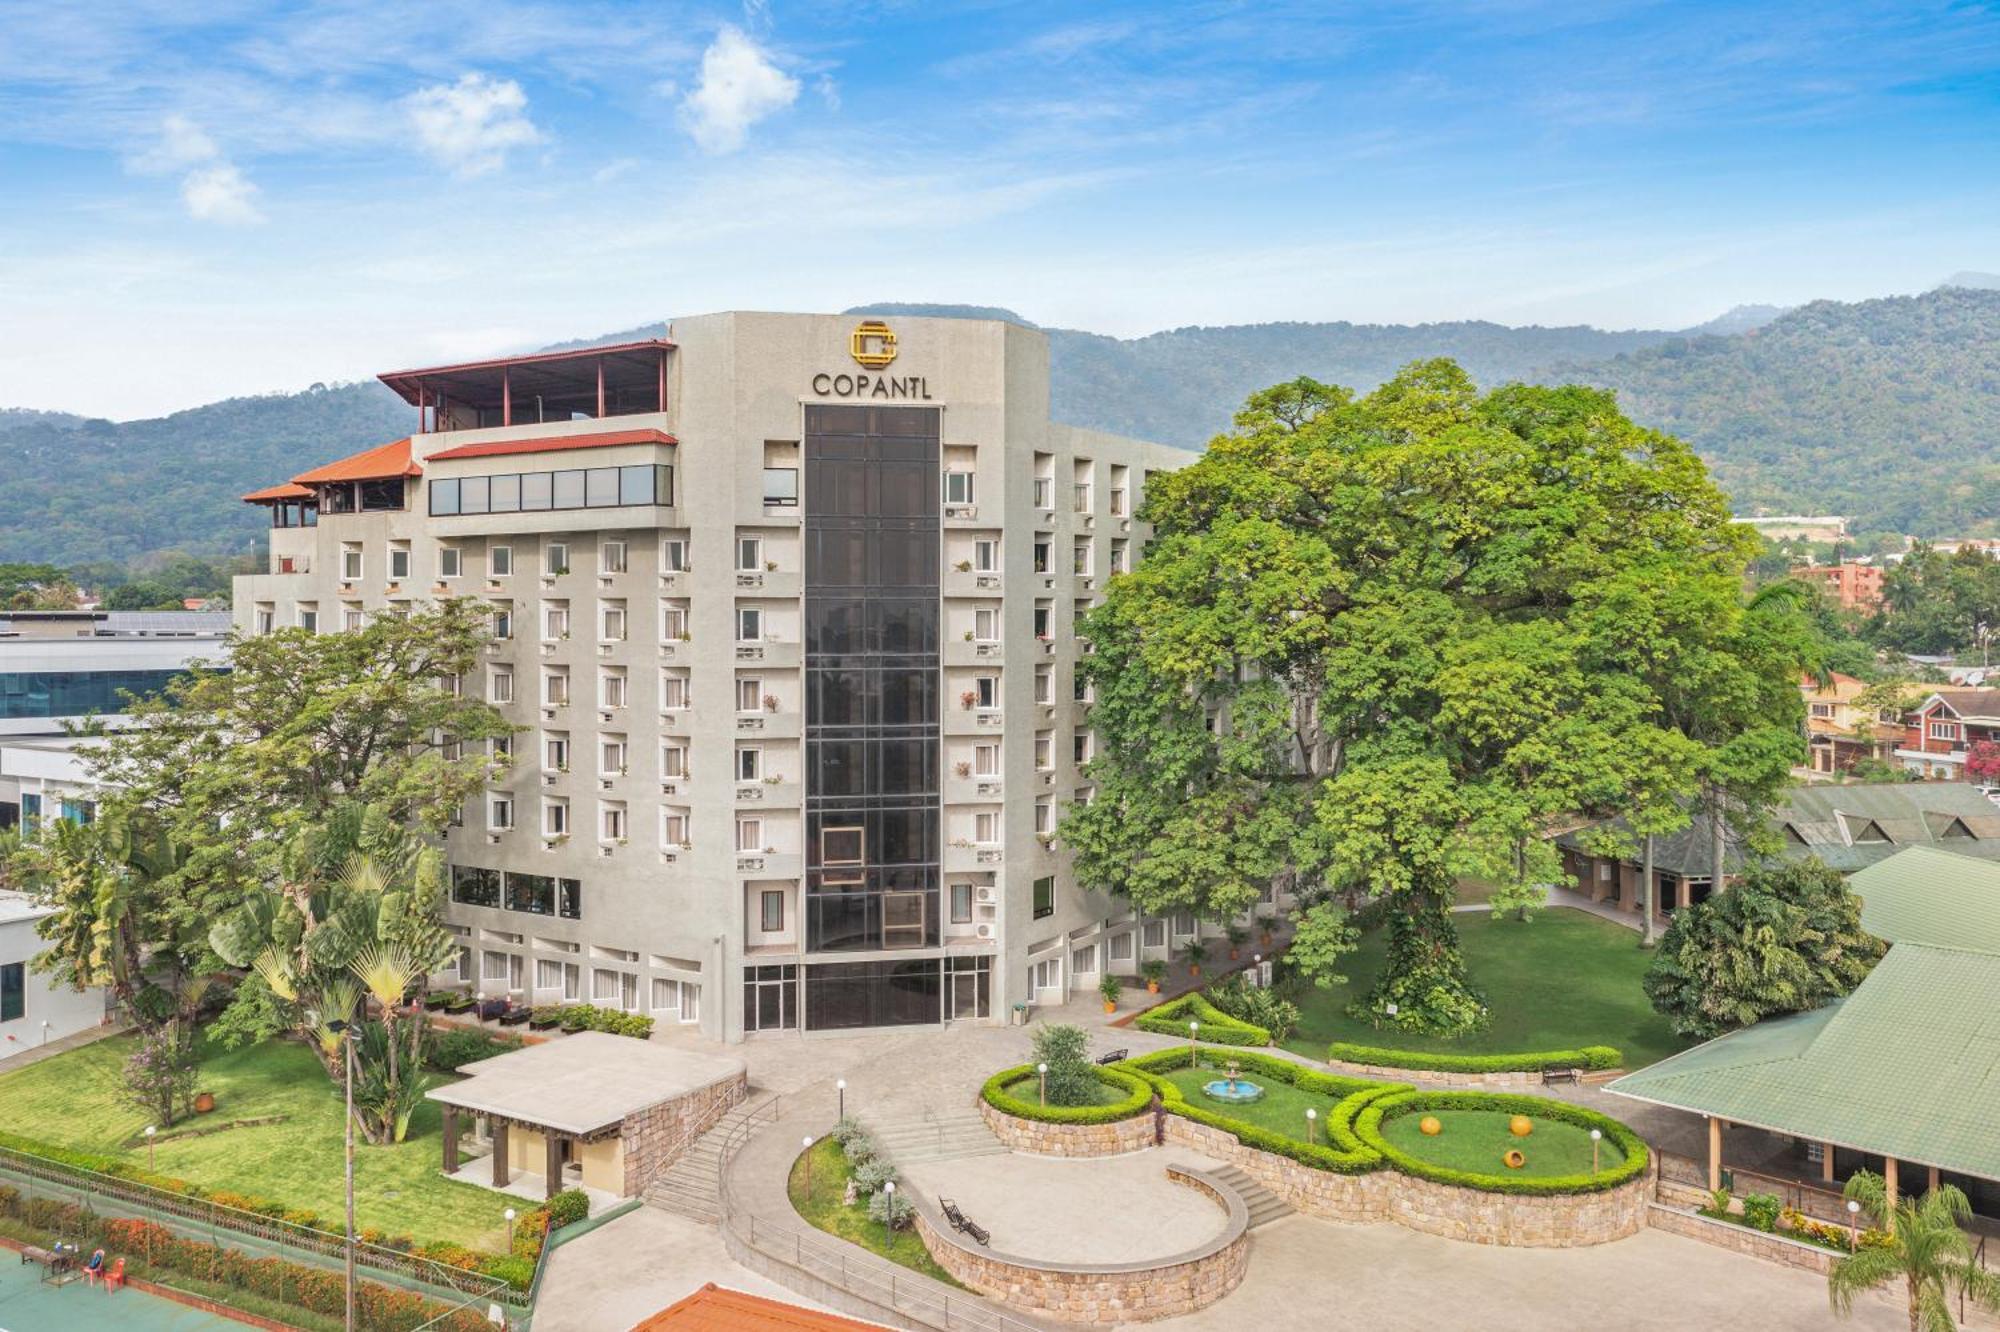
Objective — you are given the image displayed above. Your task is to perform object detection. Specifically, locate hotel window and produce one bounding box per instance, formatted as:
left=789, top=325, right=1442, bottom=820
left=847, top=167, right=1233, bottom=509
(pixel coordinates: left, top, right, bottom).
left=943, top=471, right=974, bottom=505
left=662, top=809, right=689, bottom=846
left=600, top=736, right=627, bottom=775
left=545, top=542, right=569, bottom=576
left=297, top=607, right=318, bottom=633
left=592, top=968, right=636, bottom=1009
left=341, top=545, right=363, bottom=581
left=600, top=601, right=627, bottom=642
left=973, top=743, right=999, bottom=777
left=1108, top=932, right=1133, bottom=962
left=543, top=799, right=569, bottom=837
left=601, top=540, right=628, bottom=574
left=1929, top=720, right=1961, bottom=741
left=1809, top=702, right=1833, bottom=719
left=1033, top=477, right=1053, bottom=509
left=736, top=537, right=762, bottom=572
left=1033, top=606, right=1051, bottom=638
left=974, top=811, right=999, bottom=845
left=489, top=669, right=513, bottom=704
left=389, top=545, right=411, bottom=580
left=660, top=672, right=689, bottom=710
left=973, top=539, right=998, bottom=572
left=1073, top=731, right=1092, bottom=763
left=1034, top=668, right=1052, bottom=705
left=735, top=746, right=761, bottom=781
left=1110, top=539, right=1128, bottom=574
left=491, top=607, right=512, bottom=640
left=543, top=669, right=569, bottom=706
left=975, top=676, right=998, bottom=709
left=482, top=951, right=512, bottom=983
left=488, top=794, right=513, bottom=831
left=763, top=467, right=799, bottom=506
left=1074, top=673, right=1091, bottom=703
left=1031, top=956, right=1061, bottom=991
left=661, top=538, right=688, bottom=572
left=761, top=890, right=785, bottom=932
left=661, top=744, right=688, bottom=779
left=1072, top=541, right=1092, bottom=575
left=544, top=732, right=569, bottom=771
left=821, top=826, right=864, bottom=881
left=660, top=602, right=688, bottom=640
left=1173, top=911, right=1195, bottom=937
left=1073, top=480, right=1093, bottom=513
left=343, top=606, right=365, bottom=632
left=601, top=803, right=627, bottom=842
left=1072, top=944, right=1097, bottom=975
left=490, top=545, right=513, bottom=577
left=736, top=677, right=763, bottom=712
left=254, top=605, right=274, bottom=635
left=536, top=960, right=578, bottom=997
left=950, top=883, right=974, bottom=923
left=600, top=669, right=628, bottom=709
left=1110, top=486, right=1128, bottom=517
left=1034, top=734, right=1052, bottom=770
left=439, top=547, right=462, bottom=579
left=1033, top=540, right=1051, bottom=574
left=974, top=608, right=1001, bottom=642
left=1035, top=800, right=1052, bottom=834
left=736, top=817, right=764, bottom=853
left=651, top=978, right=699, bottom=1021
left=1143, top=919, right=1166, bottom=949
left=1034, top=879, right=1056, bottom=920
left=737, top=607, right=763, bottom=642
left=492, top=733, right=512, bottom=761
left=542, top=601, right=569, bottom=640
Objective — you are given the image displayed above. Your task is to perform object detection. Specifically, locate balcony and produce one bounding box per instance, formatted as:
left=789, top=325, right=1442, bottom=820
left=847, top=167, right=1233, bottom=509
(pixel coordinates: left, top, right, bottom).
left=734, top=711, right=801, bottom=740
left=944, top=568, right=1004, bottom=599
left=733, top=640, right=802, bottom=669
left=945, top=774, right=1005, bottom=805
left=735, top=851, right=802, bottom=880
left=945, top=707, right=1004, bottom=736
left=734, top=779, right=802, bottom=807
left=732, top=570, right=802, bottom=599
left=947, top=843, right=1005, bottom=873
left=945, top=638, right=1007, bottom=667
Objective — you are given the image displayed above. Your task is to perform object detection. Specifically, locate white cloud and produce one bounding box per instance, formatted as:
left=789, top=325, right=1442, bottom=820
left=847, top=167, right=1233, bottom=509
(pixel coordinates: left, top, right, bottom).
left=678, top=25, right=799, bottom=154
left=404, top=73, right=542, bottom=177
left=181, top=163, right=265, bottom=225
left=130, top=115, right=265, bottom=225
left=816, top=75, right=841, bottom=113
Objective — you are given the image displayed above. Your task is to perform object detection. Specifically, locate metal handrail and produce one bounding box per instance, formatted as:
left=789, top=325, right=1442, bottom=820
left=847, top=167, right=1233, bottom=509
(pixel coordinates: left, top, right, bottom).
left=0, top=1141, right=511, bottom=1304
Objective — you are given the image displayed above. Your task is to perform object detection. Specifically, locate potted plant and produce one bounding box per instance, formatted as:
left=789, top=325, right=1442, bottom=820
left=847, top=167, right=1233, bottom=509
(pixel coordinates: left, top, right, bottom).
left=1098, top=972, right=1121, bottom=1014
left=529, top=1007, right=563, bottom=1031
left=954, top=560, right=972, bottom=573
left=765, top=559, right=779, bottom=571
left=1141, top=959, right=1167, bottom=994
left=953, top=760, right=972, bottom=778
left=960, top=690, right=978, bottom=710
left=1257, top=908, right=1276, bottom=948
left=1225, top=923, right=1247, bottom=961
left=763, top=694, right=779, bottom=712
left=1183, top=940, right=1208, bottom=978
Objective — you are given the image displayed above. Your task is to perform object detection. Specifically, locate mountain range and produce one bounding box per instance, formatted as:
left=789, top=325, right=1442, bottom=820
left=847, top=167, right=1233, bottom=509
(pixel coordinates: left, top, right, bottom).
left=4, top=284, right=1997, bottom=567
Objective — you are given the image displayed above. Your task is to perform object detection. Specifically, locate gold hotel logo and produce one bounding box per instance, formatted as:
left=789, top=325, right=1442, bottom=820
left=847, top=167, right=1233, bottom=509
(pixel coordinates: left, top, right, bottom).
left=849, top=320, right=898, bottom=369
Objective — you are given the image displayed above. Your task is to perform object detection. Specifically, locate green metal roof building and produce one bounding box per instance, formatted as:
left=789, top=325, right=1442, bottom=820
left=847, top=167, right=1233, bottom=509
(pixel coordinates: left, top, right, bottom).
left=1608, top=845, right=2000, bottom=1215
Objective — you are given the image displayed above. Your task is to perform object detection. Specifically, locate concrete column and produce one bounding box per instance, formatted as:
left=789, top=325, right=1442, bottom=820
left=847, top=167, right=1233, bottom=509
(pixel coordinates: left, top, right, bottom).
left=443, top=1106, right=459, bottom=1175
left=1822, top=1141, right=1835, bottom=1184
left=545, top=1131, right=563, bottom=1201
left=492, top=1120, right=510, bottom=1188
left=1928, top=1165, right=1941, bottom=1195
left=1884, top=1156, right=1898, bottom=1232
left=1676, top=877, right=1692, bottom=910
left=1707, top=1116, right=1722, bottom=1192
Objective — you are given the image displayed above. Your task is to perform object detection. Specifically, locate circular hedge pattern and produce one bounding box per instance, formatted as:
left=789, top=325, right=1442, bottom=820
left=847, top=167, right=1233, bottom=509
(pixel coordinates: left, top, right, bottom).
left=1353, top=1090, right=1648, bottom=1195
left=980, top=1063, right=1153, bottom=1125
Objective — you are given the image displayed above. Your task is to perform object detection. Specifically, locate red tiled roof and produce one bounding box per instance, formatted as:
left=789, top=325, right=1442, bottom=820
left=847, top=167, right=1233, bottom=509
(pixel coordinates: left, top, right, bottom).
left=424, top=428, right=677, bottom=462
left=289, top=437, right=422, bottom=485
left=241, top=482, right=314, bottom=503
left=630, top=1284, right=885, bottom=1332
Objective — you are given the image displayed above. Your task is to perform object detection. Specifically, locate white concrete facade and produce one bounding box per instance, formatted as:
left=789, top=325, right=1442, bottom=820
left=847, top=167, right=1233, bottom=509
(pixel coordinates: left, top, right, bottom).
left=234, top=312, right=1271, bottom=1041
left=0, top=894, right=108, bottom=1063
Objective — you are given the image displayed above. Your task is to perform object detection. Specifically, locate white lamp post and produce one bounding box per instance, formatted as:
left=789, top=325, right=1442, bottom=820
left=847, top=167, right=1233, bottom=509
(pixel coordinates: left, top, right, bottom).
left=802, top=1136, right=815, bottom=1192
left=1189, top=1019, right=1200, bottom=1066
left=882, top=1180, right=896, bottom=1244
left=1305, top=1107, right=1317, bottom=1146
left=504, top=1207, right=517, bottom=1246
left=143, top=1125, right=157, bottom=1172
left=1847, top=1198, right=1861, bottom=1251
left=1590, top=1128, right=1602, bottom=1176
left=837, top=1078, right=847, bottom=1121
left=1037, top=1062, right=1049, bottom=1107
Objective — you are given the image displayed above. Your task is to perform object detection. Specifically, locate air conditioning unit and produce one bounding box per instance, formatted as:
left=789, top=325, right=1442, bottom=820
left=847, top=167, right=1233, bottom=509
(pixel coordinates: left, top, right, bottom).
left=974, top=923, right=995, bottom=939
left=975, top=885, right=997, bottom=904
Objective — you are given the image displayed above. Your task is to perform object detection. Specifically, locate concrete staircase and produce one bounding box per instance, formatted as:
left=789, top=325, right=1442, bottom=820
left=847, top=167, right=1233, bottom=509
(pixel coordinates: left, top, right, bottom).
left=643, top=1099, right=772, bottom=1223
left=1210, top=1164, right=1293, bottom=1229
left=861, top=1109, right=1010, bottom=1165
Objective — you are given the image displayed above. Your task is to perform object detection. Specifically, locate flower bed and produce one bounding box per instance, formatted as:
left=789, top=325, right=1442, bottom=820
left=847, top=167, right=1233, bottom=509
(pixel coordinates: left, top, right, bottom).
left=1352, top=1090, right=1648, bottom=1196
left=1134, top=993, right=1269, bottom=1045
left=1325, top=1042, right=1621, bottom=1075
left=980, top=1065, right=1153, bottom=1125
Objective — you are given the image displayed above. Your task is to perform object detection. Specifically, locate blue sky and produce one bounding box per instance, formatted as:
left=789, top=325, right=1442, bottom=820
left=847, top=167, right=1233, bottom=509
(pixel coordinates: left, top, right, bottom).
left=2, top=0, right=1997, bottom=418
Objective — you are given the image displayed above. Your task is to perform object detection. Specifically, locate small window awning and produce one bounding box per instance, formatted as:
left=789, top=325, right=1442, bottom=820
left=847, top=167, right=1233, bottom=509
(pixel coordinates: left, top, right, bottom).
left=424, top=427, right=678, bottom=462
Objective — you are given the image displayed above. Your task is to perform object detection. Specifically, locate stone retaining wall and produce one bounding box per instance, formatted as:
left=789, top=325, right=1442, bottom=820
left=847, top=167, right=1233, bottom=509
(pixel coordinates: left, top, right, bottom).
left=619, top=1069, right=747, bottom=1197
left=978, top=1097, right=1158, bottom=1157
left=1384, top=1169, right=1649, bottom=1247
left=1645, top=1203, right=1836, bottom=1274
left=915, top=1166, right=1248, bottom=1324
left=1162, top=1117, right=1394, bottom=1223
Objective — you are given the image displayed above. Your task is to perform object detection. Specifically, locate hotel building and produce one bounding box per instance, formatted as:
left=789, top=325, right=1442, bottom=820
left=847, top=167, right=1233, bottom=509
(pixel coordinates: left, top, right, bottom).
left=236, top=312, right=1203, bottom=1040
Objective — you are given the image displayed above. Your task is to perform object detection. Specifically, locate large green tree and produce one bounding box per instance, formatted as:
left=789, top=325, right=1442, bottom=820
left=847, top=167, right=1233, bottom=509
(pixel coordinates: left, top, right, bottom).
left=1064, top=363, right=1811, bottom=1035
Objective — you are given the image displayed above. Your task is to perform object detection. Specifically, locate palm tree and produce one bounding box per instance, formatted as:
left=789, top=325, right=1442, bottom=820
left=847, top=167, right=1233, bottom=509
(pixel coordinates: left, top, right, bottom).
left=1828, top=1171, right=2000, bottom=1332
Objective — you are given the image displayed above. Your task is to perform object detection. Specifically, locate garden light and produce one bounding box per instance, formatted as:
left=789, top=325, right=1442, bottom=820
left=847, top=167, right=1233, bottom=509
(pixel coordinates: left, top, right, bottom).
left=1305, top=1106, right=1317, bottom=1145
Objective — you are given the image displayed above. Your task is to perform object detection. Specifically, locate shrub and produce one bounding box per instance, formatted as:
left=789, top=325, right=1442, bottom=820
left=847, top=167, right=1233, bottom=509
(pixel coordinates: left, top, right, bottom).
left=1028, top=1023, right=1098, bottom=1107
left=979, top=1065, right=1152, bottom=1125
left=867, top=1188, right=914, bottom=1230
left=476, top=1254, right=536, bottom=1289
left=544, top=1189, right=590, bottom=1230
left=1741, top=1193, right=1781, bottom=1232
left=1133, top=992, right=1269, bottom=1045
left=841, top=1133, right=879, bottom=1168
left=829, top=1115, right=867, bottom=1147
left=1324, top=1042, right=1622, bottom=1074
left=1351, top=1089, right=1649, bottom=1195
left=124, top=1025, right=200, bottom=1127
left=538, top=1005, right=655, bottom=1039
left=852, top=1160, right=897, bottom=1198
left=426, top=1027, right=520, bottom=1072
left=1204, top=975, right=1302, bottom=1046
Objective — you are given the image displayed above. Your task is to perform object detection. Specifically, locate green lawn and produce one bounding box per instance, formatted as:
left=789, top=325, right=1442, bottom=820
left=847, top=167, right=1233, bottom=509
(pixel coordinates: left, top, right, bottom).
left=0, top=1033, right=515, bottom=1252
left=1378, top=1109, right=1627, bottom=1179
left=788, top=1138, right=965, bottom=1287
left=1000, top=1074, right=1129, bottom=1108
left=1157, top=1064, right=1347, bottom=1146
left=1283, top=907, right=1690, bottom=1070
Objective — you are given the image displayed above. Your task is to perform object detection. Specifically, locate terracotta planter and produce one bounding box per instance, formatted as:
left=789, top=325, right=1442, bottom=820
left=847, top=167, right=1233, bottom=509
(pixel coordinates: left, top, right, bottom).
left=1260, top=933, right=1273, bottom=948
left=1146, top=981, right=1160, bottom=994
left=1103, top=1001, right=1116, bottom=1014
left=1228, top=947, right=1240, bottom=961
left=1189, top=965, right=1201, bottom=978
left=193, top=1092, right=216, bottom=1115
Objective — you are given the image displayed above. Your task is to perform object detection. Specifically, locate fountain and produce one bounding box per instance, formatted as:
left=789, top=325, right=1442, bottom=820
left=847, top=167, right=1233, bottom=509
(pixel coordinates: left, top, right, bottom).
left=1199, top=1059, right=1266, bottom=1104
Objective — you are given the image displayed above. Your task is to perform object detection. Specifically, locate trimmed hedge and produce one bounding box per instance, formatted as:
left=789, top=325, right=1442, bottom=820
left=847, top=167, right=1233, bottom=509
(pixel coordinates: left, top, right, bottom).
left=1115, top=1046, right=1405, bottom=1173
left=980, top=1064, right=1153, bottom=1125
left=1352, top=1090, right=1649, bottom=1196
left=1134, top=992, right=1269, bottom=1045
left=1326, top=1042, right=1622, bottom=1075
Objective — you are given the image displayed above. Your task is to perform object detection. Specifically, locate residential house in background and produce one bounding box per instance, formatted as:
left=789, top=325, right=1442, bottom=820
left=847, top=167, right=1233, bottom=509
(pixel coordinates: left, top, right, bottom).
left=1739, top=514, right=1848, bottom=542
left=1895, top=688, right=2000, bottom=780
left=1788, top=562, right=1884, bottom=612
left=1800, top=672, right=1902, bottom=774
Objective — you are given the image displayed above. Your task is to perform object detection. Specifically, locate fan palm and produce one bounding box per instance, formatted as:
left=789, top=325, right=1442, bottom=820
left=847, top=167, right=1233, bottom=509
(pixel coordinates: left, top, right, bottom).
left=1828, top=1171, right=2000, bottom=1332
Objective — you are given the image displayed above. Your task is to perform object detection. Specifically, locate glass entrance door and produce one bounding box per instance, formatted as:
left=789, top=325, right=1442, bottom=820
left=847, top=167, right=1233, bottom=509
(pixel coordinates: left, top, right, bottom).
left=743, top=964, right=797, bottom=1032
left=950, top=970, right=981, bottom=1020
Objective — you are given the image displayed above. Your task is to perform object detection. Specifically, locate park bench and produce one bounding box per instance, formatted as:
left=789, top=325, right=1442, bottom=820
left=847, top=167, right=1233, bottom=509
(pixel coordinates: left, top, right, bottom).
left=1540, top=1067, right=1582, bottom=1086
left=1095, top=1049, right=1128, bottom=1066
left=939, top=1197, right=992, bottom=1247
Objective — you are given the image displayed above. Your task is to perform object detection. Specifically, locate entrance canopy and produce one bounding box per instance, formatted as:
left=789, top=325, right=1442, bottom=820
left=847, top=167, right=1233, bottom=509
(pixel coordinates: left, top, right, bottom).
left=426, top=1030, right=744, bottom=1138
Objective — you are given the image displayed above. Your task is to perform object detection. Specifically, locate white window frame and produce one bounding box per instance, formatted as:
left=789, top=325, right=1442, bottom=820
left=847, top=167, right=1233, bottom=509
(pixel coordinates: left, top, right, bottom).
left=341, top=546, right=363, bottom=581
left=737, top=607, right=763, bottom=642
left=943, top=471, right=974, bottom=505
left=661, top=538, right=688, bottom=572
left=974, top=608, right=1001, bottom=643
left=543, top=799, right=569, bottom=837
left=545, top=541, right=570, bottom=576
left=973, top=539, right=998, bottom=573
left=660, top=602, right=688, bottom=641
left=600, top=602, right=627, bottom=642
left=661, top=744, right=688, bottom=779
left=600, top=669, right=628, bottom=709
left=487, top=794, right=513, bottom=831
left=439, top=547, right=462, bottom=579
left=736, top=537, right=762, bottom=572
left=601, top=540, right=628, bottom=574
left=488, top=669, right=513, bottom=704
left=489, top=545, right=513, bottom=577
left=660, top=672, right=689, bottom=710
left=736, top=817, right=764, bottom=853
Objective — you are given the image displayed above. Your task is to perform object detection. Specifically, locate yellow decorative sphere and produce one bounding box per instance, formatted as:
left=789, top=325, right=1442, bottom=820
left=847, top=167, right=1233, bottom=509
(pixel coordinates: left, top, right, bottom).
left=1508, top=1115, right=1534, bottom=1138
left=1503, top=1149, right=1526, bottom=1170
left=1418, top=1116, right=1443, bottom=1137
